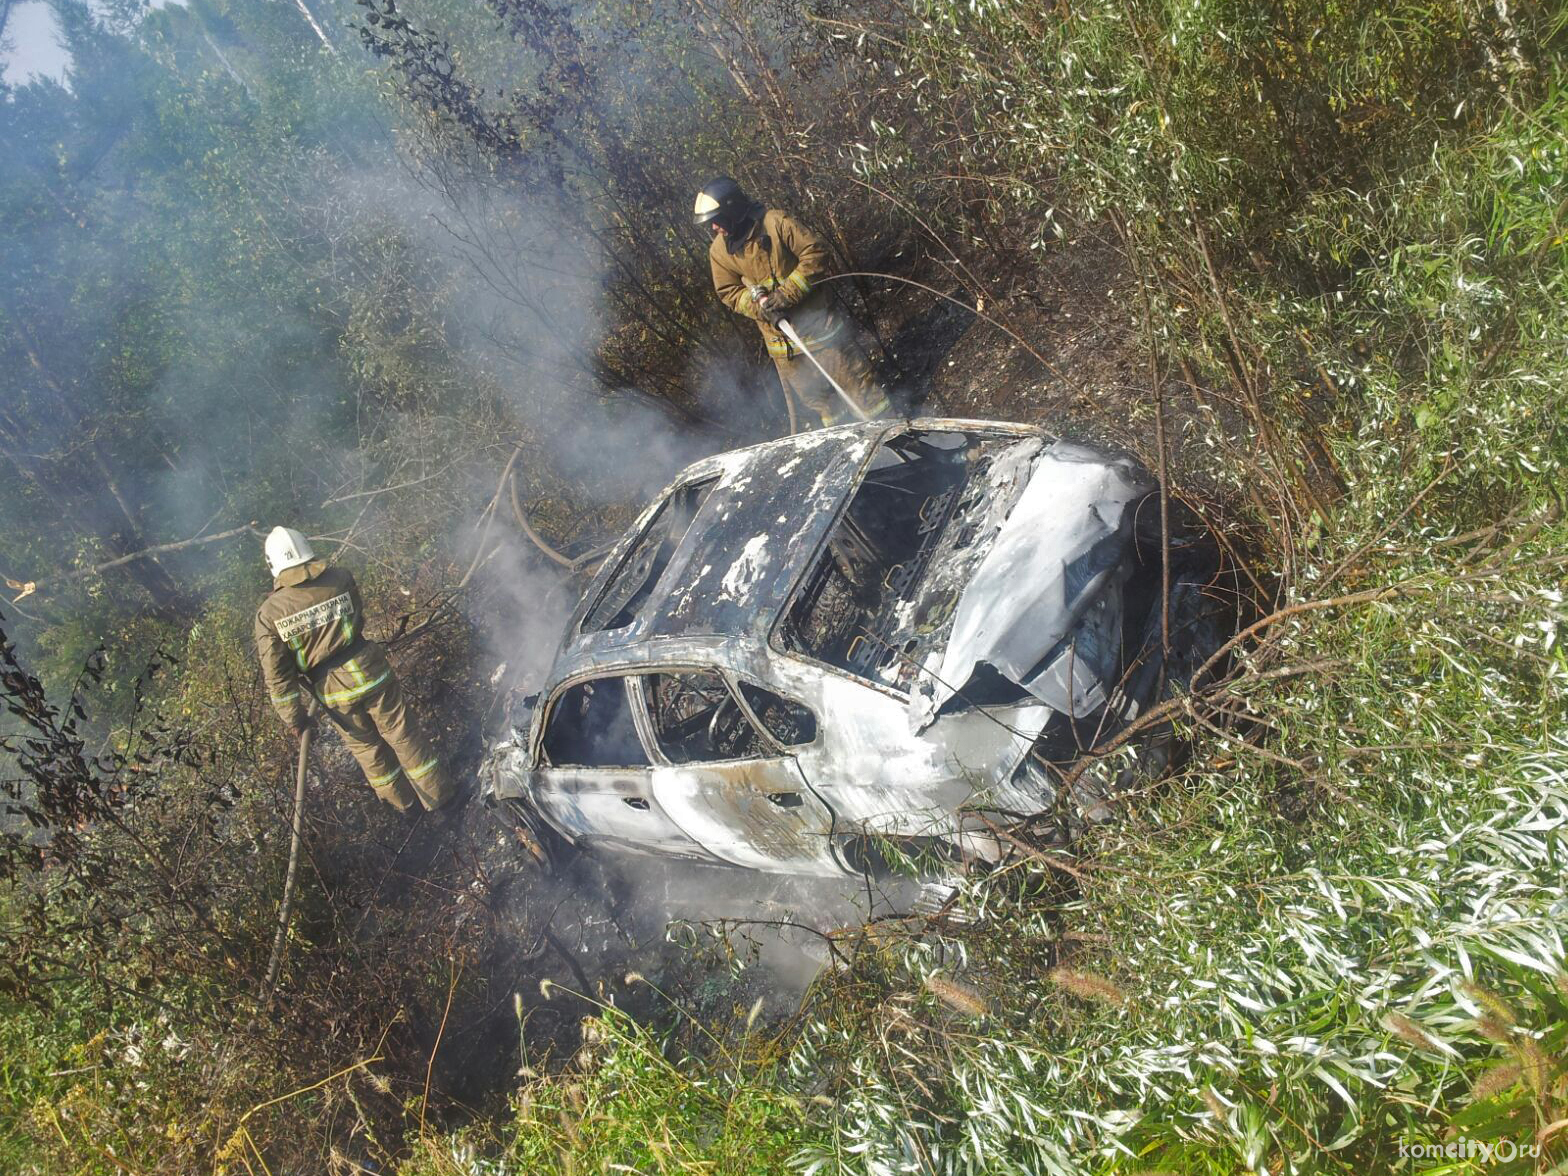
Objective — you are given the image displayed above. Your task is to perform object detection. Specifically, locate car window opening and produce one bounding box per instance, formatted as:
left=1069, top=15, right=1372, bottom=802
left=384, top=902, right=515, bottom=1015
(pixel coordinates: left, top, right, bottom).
left=541, top=678, right=650, bottom=768
left=646, top=670, right=768, bottom=764
left=739, top=681, right=818, bottom=745
left=776, top=430, right=983, bottom=692
left=581, top=477, right=718, bottom=634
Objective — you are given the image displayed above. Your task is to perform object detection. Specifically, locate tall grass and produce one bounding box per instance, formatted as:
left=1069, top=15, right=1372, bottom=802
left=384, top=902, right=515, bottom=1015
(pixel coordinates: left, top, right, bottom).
left=397, top=1004, right=810, bottom=1175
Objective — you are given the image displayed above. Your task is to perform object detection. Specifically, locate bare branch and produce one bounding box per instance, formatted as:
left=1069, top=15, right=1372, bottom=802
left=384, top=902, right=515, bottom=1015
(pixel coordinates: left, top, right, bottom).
left=8, top=522, right=262, bottom=602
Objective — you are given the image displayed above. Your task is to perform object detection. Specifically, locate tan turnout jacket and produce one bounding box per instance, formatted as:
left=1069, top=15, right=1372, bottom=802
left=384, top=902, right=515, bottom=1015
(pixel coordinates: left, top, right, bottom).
left=709, top=209, right=848, bottom=359
left=255, top=560, right=392, bottom=727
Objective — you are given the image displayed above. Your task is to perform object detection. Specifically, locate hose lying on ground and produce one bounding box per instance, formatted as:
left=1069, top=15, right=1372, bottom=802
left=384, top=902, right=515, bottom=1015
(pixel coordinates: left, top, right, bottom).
left=264, top=720, right=313, bottom=1000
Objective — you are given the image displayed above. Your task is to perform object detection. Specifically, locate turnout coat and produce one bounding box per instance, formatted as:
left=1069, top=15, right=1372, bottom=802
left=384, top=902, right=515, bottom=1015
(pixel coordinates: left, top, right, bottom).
left=709, top=209, right=886, bottom=425
left=254, top=559, right=390, bottom=727
left=255, top=559, right=450, bottom=811
left=708, top=209, right=849, bottom=360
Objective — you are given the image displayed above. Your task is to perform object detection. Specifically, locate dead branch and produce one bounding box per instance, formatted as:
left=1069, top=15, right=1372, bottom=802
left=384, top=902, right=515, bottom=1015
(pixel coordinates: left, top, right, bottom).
left=970, top=814, right=1090, bottom=882
left=455, top=447, right=522, bottom=591
left=1058, top=528, right=1560, bottom=792
left=8, top=522, right=261, bottom=602
left=1058, top=582, right=1409, bottom=789
left=289, top=0, right=338, bottom=55
left=265, top=723, right=314, bottom=1001
left=1318, top=455, right=1456, bottom=589
left=320, top=460, right=466, bottom=507
left=1186, top=707, right=1310, bottom=772
left=814, top=272, right=1071, bottom=391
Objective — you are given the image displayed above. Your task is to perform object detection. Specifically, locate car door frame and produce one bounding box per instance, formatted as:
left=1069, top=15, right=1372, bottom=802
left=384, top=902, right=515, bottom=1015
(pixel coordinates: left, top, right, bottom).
left=629, top=665, right=845, bottom=874
left=529, top=670, right=716, bottom=861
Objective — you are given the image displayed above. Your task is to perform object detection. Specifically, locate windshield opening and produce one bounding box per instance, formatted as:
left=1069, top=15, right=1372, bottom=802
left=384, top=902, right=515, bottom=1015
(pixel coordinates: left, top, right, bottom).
left=774, top=431, right=978, bottom=692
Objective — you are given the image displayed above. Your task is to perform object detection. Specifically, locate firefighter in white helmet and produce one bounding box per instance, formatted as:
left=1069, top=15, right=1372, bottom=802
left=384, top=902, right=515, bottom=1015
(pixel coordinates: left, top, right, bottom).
left=254, top=526, right=457, bottom=814
left=696, top=176, right=889, bottom=428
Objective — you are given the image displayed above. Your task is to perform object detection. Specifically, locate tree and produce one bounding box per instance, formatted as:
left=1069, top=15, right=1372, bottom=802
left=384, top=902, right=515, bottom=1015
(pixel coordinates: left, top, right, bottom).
left=0, top=0, right=496, bottom=678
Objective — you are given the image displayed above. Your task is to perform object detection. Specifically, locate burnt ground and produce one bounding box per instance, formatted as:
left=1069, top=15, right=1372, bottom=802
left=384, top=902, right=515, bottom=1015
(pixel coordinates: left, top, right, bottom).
left=864, top=233, right=1144, bottom=445
left=289, top=723, right=934, bottom=1135
left=284, top=639, right=938, bottom=1140
left=847, top=228, right=1255, bottom=514
left=279, top=229, right=1178, bottom=1142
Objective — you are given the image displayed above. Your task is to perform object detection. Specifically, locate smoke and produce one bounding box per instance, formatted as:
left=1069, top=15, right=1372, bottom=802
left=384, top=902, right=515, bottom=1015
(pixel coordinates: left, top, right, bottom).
left=300, top=101, right=794, bottom=702
left=366, top=138, right=903, bottom=1008
left=4, top=0, right=915, bottom=1020
left=314, top=21, right=939, bottom=1017
left=0, top=2, right=72, bottom=85
left=535, top=850, right=934, bottom=1010
left=313, top=160, right=707, bottom=694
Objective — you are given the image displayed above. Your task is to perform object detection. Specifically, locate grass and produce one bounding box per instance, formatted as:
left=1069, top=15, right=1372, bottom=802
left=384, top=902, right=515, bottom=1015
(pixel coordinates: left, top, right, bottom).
left=397, top=1005, right=811, bottom=1176
left=5, top=2, right=1566, bottom=1173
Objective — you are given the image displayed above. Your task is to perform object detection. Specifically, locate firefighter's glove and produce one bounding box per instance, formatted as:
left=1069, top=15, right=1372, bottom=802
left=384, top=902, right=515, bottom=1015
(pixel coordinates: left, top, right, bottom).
left=292, top=715, right=317, bottom=740
left=751, top=286, right=791, bottom=325
left=768, top=280, right=804, bottom=312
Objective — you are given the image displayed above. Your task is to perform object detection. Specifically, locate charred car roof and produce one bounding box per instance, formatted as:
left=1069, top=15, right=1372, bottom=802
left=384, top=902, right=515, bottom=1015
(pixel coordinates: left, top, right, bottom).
left=556, top=427, right=883, bottom=664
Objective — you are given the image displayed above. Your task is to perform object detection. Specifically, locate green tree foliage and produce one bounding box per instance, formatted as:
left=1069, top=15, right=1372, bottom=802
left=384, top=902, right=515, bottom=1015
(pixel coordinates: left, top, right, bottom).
left=0, top=0, right=510, bottom=691
left=0, top=5, right=526, bottom=1169
left=864, top=0, right=1564, bottom=547
left=618, top=4, right=1566, bottom=1173
left=0, top=597, right=490, bottom=1173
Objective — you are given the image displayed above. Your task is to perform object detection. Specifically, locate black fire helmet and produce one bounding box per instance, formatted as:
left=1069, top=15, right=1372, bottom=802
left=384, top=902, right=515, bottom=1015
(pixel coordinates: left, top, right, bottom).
left=693, top=176, right=756, bottom=234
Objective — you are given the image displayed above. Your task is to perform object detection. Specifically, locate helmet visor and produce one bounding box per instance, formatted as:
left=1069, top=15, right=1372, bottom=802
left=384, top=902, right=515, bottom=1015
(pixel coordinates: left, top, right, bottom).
left=693, top=189, right=724, bottom=226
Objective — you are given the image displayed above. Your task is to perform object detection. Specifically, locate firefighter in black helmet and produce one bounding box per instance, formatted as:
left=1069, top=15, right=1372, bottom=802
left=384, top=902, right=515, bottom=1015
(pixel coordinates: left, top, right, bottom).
left=695, top=177, right=887, bottom=428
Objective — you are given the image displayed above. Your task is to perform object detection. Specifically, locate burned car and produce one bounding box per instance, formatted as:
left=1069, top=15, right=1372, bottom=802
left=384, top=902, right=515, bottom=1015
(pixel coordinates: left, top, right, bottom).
left=484, top=419, right=1226, bottom=877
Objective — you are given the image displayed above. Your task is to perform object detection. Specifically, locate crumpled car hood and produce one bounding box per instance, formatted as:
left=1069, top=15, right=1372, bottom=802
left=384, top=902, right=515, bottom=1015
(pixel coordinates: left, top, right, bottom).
left=909, top=441, right=1154, bottom=731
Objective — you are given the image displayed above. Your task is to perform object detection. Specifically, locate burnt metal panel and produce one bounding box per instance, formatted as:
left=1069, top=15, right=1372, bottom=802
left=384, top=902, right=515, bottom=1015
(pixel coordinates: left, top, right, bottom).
left=651, top=757, right=841, bottom=874
left=480, top=419, right=1173, bottom=878
left=910, top=441, right=1156, bottom=728
left=643, top=430, right=876, bottom=641
left=546, top=430, right=874, bottom=677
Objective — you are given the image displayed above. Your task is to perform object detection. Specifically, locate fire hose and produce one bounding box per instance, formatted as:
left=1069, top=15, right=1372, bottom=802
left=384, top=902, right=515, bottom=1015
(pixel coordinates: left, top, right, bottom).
left=750, top=283, right=870, bottom=424
left=774, top=317, right=870, bottom=424
left=264, top=710, right=314, bottom=1000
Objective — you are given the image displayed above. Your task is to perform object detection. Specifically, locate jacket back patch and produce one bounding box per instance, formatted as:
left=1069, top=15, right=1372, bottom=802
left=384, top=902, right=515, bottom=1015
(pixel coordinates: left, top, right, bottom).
left=274, top=591, right=354, bottom=642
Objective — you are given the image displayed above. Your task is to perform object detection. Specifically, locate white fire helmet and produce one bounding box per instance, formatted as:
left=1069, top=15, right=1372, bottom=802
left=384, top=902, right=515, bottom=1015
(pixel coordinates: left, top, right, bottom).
left=264, top=526, right=315, bottom=577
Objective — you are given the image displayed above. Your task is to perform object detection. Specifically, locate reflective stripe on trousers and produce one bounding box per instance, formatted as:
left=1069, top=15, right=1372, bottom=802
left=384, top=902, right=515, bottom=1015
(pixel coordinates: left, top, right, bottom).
left=327, top=674, right=453, bottom=812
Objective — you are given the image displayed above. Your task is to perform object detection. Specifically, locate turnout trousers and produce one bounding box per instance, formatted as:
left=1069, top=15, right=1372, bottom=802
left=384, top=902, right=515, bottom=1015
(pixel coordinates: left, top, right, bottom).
left=774, top=337, right=889, bottom=429
left=328, top=675, right=453, bottom=812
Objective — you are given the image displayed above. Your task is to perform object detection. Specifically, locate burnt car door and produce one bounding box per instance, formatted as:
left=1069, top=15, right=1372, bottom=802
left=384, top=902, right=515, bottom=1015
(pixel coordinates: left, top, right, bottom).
left=534, top=675, right=715, bottom=860
left=637, top=670, right=842, bottom=874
